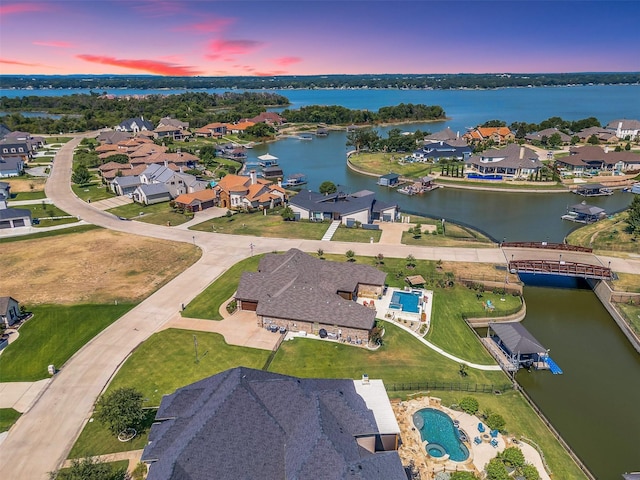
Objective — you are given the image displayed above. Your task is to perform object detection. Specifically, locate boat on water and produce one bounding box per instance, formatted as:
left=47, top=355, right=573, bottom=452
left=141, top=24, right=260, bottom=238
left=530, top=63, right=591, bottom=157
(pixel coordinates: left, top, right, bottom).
left=298, top=134, right=313, bottom=141
left=281, top=173, right=308, bottom=188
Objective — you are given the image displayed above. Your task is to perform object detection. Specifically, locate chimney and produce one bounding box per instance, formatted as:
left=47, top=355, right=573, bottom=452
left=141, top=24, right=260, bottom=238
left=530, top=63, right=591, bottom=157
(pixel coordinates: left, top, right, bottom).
left=604, top=146, right=609, bottom=154
left=456, top=131, right=460, bottom=139
left=179, top=166, right=183, bottom=173
left=278, top=177, right=282, bottom=188
left=250, top=170, right=257, bottom=185
left=519, top=146, right=525, bottom=159
left=164, top=160, right=168, bottom=167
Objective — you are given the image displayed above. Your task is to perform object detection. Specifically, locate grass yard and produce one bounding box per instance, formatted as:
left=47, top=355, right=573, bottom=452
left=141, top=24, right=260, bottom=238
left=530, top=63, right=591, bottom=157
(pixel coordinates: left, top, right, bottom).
left=610, top=273, right=640, bottom=293
left=435, top=177, right=563, bottom=189
left=105, top=329, right=270, bottom=406
left=44, top=136, right=73, bottom=143
left=331, top=225, right=382, bottom=243
left=0, top=224, right=99, bottom=244
left=68, top=409, right=157, bottom=458
left=435, top=391, right=587, bottom=479
left=0, top=304, right=135, bottom=382
left=182, top=255, right=262, bottom=319
left=55, top=460, right=129, bottom=479
left=9, top=190, right=47, bottom=201
left=269, top=321, right=508, bottom=387
left=565, top=211, right=638, bottom=255
left=617, top=302, right=640, bottom=335
left=190, top=210, right=330, bottom=239
left=106, top=201, right=192, bottom=226
left=349, top=152, right=436, bottom=178
left=71, top=181, right=115, bottom=203
left=0, top=228, right=201, bottom=304
left=0, top=408, right=21, bottom=432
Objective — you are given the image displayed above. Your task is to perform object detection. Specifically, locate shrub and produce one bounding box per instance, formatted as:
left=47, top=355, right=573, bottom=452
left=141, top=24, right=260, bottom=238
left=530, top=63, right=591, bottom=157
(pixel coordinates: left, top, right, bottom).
left=450, top=472, right=478, bottom=480
left=485, top=413, right=506, bottom=431
left=500, top=446, right=525, bottom=468
left=226, top=300, right=238, bottom=315
left=485, top=457, right=509, bottom=480
left=520, top=464, right=540, bottom=480
left=95, top=387, right=145, bottom=437
left=459, top=396, right=479, bottom=414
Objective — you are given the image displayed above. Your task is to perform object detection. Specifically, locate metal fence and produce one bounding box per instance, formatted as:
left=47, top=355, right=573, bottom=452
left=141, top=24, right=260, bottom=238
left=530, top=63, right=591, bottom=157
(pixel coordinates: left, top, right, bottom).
left=386, top=381, right=512, bottom=394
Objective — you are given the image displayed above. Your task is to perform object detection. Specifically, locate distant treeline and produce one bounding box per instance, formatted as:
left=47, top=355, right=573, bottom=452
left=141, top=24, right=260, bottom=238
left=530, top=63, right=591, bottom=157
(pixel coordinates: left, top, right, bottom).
left=0, top=91, right=288, bottom=134
left=0, top=72, right=639, bottom=91
left=281, top=103, right=445, bottom=125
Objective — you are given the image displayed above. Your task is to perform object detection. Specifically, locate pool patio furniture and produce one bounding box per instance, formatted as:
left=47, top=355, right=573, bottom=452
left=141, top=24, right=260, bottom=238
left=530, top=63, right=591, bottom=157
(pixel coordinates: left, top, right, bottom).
left=490, top=429, right=499, bottom=438
left=474, top=436, right=482, bottom=445
left=477, top=423, right=485, bottom=433
left=490, top=438, right=499, bottom=448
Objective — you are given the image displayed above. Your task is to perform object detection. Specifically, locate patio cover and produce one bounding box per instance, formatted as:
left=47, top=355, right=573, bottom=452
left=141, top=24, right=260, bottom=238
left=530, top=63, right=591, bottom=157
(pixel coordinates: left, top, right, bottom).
left=405, top=275, right=426, bottom=286
left=489, top=322, right=546, bottom=355
left=258, top=153, right=278, bottom=161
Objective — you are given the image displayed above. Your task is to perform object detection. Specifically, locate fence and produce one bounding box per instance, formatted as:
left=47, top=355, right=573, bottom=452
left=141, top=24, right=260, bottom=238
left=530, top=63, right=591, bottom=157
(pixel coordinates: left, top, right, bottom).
left=386, top=381, right=512, bottom=394
left=501, top=241, right=593, bottom=252
left=261, top=332, right=286, bottom=371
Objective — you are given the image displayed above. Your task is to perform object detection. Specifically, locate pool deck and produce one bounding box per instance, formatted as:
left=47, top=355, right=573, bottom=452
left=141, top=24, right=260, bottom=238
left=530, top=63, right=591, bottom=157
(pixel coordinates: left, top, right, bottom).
left=392, top=396, right=551, bottom=479
left=358, top=287, right=434, bottom=334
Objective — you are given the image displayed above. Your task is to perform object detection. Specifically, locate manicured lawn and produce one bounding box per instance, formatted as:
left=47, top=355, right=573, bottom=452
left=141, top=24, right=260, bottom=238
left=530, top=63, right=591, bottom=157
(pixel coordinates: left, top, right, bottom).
left=349, top=152, right=436, bottom=178
left=17, top=203, right=80, bottom=227
left=182, top=255, right=262, bottom=320
left=68, top=409, right=157, bottom=458
left=566, top=211, right=638, bottom=254
left=435, top=391, right=587, bottom=479
left=427, top=286, right=522, bottom=363
left=71, top=181, right=115, bottom=202
left=0, top=408, right=21, bottom=432
left=610, top=273, right=640, bottom=293
left=10, top=190, right=47, bottom=200
left=331, top=225, right=382, bottom=242
left=106, top=201, right=191, bottom=226
left=0, top=224, right=100, bottom=244
left=617, top=302, right=640, bottom=335
left=45, top=136, right=73, bottom=143
left=402, top=229, right=495, bottom=248
left=56, top=460, right=129, bottom=479
left=105, top=329, right=270, bottom=406
left=269, top=321, right=508, bottom=387
left=0, top=303, right=135, bottom=382
left=435, top=177, right=563, bottom=189
left=190, top=210, right=330, bottom=239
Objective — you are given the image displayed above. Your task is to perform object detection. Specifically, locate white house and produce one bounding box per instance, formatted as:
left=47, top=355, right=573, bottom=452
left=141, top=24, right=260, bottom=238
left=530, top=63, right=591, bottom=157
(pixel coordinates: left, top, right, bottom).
left=606, top=119, right=640, bottom=140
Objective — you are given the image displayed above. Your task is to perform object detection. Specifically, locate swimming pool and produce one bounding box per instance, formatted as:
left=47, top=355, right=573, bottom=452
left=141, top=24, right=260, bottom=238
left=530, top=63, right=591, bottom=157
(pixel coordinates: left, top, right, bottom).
left=390, top=291, right=421, bottom=313
left=413, top=408, right=469, bottom=462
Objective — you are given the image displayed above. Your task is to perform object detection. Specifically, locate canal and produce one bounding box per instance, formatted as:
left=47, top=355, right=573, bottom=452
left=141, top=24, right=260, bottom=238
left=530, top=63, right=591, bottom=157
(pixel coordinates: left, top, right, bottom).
left=517, top=285, right=640, bottom=480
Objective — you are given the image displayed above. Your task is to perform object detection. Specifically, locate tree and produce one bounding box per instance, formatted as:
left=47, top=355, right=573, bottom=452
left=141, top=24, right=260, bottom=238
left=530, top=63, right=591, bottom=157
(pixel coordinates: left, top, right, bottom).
left=345, top=250, right=356, bottom=262
left=280, top=206, right=295, bottom=221
left=485, top=412, right=506, bottom=431
left=104, top=153, right=130, bottom=164
left=49, top=457, right=126, bottom=480
left=450, top=472, right=479, bottom=480
left=587, top=134, right=600, bottom=145
left=459, top=396, right=479, bottom=414
left=319, top=181, right=337, bottom=195
left=625, top=142, right=631, bottom=151
left=548, top=132, right=562, bottom=147
left=316, top=248, right=324, bottom=258
left=626, top=195, right=640, bottom=234
left=485, top=457, right=510, bottom=480
left=95, top=387, right=145, bottom=436
left=405, top=254, right=416, bottom=268
left=375, top=253, right=384, bottom=266
left=500, top=446, right=525, bottom=468
left=71, top=164, right=91, bottom=185
left=411, top=224, right=422, bottom=239
left=520, top=464, right=540, bottom=480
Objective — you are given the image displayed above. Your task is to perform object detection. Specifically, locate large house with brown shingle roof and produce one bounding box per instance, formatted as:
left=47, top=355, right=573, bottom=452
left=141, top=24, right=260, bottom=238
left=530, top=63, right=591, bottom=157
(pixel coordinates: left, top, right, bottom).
left=555, top=145, right=640, bottom=173
left=463, top=126, right=514, bottom=145
left=245, top=111, right=286, bottom=125
left=194, top=122, right=227, bottom=138
left=215, top=171, right=286, bottom=210
left=174, top=189, right=217, bottom=212
left=466, top=144, right=543, bottom=179
left=605, top=119, right=640, bottom=140
left=236, top=249, right=386, bottom=343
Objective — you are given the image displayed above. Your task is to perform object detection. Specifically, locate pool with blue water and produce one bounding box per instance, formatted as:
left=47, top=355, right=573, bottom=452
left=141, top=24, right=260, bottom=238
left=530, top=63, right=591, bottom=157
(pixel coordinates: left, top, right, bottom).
left=390, top=291, right=420, bottom=313
left=414, top=408, right=469, bottom=462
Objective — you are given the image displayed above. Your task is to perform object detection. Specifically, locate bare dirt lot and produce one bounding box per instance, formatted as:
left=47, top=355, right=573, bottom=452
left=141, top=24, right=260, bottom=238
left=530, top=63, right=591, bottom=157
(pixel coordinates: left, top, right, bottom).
left=0, top=229, right=201, bottom=304
left=5, top=178, right=47, bottom=192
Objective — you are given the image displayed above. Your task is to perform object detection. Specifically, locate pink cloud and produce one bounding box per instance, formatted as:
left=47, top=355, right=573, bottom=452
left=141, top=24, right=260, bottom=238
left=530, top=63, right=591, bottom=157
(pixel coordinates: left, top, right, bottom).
left=33, top=41, right=74, bottom=48
left=254, top=70, right=289, bottom=77
left=0, top=3, right=48, bottom=16
left=175, top=18, right=234, bottom=33
left=76, top=55, right=202, bottom=76
left=272, top=56, right=302, bottom=67
left=206, top=39, right=264, bottom=58
left=0, top=58, right=41, bottom=67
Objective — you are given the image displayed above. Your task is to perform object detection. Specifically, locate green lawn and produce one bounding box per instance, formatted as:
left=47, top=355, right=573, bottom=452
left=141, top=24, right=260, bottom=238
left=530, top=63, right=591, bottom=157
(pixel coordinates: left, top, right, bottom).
left=427, top=286, right=522, bottom=363
left=106, top=201, right=191, bottom=226
left=17, top=203, right=79, bottom=227
left=0, top=303, right=135, bottom=382
left=105, top=329, right=270, bottom=406
left=0, top=225, right=100, bottom=244
left=68, top=409, right=157, bottom=458
left=348, top=152, right=436, bottom=177
left=435, top=177, right=564, bottom=189
left=436, top=391, right=587, bottom=479
left=617, top=302, right=640, bottom=335
left=9, top=190, right=47, bottom=201
left=269, top=321, right=508, bottom=387
left=71, top=181, right=115, bottom=202
left=0, top=408, right=21, bottom=432
left=331, top=225, right=382, bottom=243
left=55, top=460, right=129, bottom=479
left=45, top=136, right=73, bottom=143
left=190, top=210, right=330, bottom=239
left=182, top=255, right=262, bottom=319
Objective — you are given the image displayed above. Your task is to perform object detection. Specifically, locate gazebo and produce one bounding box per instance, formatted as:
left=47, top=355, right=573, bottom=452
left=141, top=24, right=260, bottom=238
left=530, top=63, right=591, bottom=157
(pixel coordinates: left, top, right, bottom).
left=405, top=275, right=426, bottom=287
left=487, top=322, right=547, bottom=370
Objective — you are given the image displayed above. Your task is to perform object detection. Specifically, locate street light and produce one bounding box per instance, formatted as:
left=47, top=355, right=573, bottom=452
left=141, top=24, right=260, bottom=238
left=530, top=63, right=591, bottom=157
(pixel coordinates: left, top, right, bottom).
left=250, top=243, right=255, bottom=256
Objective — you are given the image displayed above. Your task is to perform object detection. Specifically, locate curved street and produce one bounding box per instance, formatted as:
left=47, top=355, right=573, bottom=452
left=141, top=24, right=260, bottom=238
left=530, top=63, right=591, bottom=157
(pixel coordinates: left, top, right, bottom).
left=1, top=136, right=639, bottom=479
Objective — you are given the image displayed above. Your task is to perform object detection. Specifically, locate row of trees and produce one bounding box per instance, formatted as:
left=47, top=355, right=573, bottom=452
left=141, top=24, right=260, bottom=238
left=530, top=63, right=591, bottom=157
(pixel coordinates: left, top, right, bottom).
left=281, top=102, right=445, bottom=125
left=346, top=126, right=427, bottom=153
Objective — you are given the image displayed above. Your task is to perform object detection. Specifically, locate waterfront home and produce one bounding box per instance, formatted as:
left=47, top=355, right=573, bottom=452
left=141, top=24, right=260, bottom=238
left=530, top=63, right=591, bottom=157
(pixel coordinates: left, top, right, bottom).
left=0, top=156, right=24, bottom=177
left=463, top=126, right=514, bottom=145
left=524, top=128, right=572, bottom=145
left=466, top=144, right=542, bottom=179
left=236, top=249, right=387, bottom=343
left=289, top=189, right=398, bottom=224
left=214, top=171, right=286, bottom=210
left=141, top=367, right=404, bottom=480
left=194, top=122, right=227, bottom=138
left=115, top=116, right=154, bottom=133
left=157, top=116, right=189, bottom=130
left=576, top=126, right=618, bottom=143
left=245, top=111, right=286, bottom=125
left=561, top=202, right=606, bottom=223
left=227, top=121, right=255, bottom=134
left=424, top=126, right=459, bottom=143
left=153, top=125, right=190, bottom=142
left=555, top=145, right=640, bottom=173
left=412, top=141, right=472, bottom=162
left=605, top=118, right=640, bottom=140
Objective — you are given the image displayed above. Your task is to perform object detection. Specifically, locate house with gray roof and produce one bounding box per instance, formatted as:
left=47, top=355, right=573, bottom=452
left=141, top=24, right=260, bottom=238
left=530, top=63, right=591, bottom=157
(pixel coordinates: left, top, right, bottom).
left=236, top=249, right=387, bottom=343
left=132, top=183, right=172, bottom=205
left=555, top=145, right=640, bottom=173
left=466, top=144, right=542, bottom=179
left=0, top=202, right=32, bottom=229
left=525, top=128, right=572, bottom=145
left=577, top=126, right=618, bottom=143
left=139, top=164, right=208, bottom=198
left=141, top=367, right=404, bottom=480
left=0, top=296, right=21, bottom=327
left=424, top=126, right=459, bottom=143
left=289, top=189, right=398, bottom=225
left=605, top=119, right=640, bottom=140
left=412, top=141, right=472, bottom=162
left=0, top=143, right=31, bottom=162
left=115, top=116, right=154, bottom=133
left=0, top=156, right=25, bottom=177
left=109, top=176, right=142, bottom=196
left=0, top=181, right=10, bottom=201
left=488, top=321, right=547, bottom=370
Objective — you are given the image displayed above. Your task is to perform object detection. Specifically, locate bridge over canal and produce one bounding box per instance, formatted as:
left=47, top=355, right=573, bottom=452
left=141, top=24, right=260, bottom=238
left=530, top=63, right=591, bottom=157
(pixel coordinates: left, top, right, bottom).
left=501, top=242, right=614, bottom=281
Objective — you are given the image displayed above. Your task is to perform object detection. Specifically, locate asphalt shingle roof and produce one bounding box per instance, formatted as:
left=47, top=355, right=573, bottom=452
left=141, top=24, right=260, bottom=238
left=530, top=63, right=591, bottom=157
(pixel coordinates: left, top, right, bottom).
left=142, top=367, right=405, bottom=480
left=490, top=322, right=546, bottom=355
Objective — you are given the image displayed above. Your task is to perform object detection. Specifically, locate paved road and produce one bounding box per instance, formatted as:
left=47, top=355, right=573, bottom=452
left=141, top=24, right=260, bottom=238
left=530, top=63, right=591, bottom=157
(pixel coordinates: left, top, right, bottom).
left=2, top=135, right=639, bottom=479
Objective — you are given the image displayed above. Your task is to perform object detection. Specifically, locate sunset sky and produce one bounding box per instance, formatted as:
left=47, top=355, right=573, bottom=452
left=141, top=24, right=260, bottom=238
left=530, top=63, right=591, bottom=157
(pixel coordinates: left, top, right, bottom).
left=1, top=0, right=638, bottom=77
